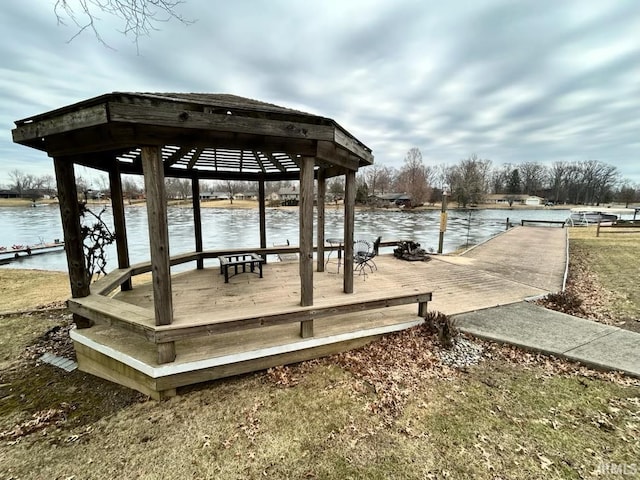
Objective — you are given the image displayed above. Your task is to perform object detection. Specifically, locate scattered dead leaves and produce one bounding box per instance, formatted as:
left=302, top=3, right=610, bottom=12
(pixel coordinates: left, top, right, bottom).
left=0, top=402, right=76, bottom=441
left=22, top=317, right=76, bottom=362
left=331, top=325, right=461, bottom=423
left=485, top=342, right=640, bottom=388
left=265, top=365, right=301, bottom=388
left=238, top=400, right=263, bottom=444
left=536, top=243, right=622, bottom=325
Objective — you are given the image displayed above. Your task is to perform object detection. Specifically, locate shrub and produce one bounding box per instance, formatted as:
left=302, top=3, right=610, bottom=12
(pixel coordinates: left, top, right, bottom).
left=422, top=311, right=458, bottom=349
left=541, top=291, right=584, bottom=316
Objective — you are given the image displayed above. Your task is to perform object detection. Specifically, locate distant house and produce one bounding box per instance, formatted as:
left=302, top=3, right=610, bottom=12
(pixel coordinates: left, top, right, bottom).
left=524, top=196, right=544, bottom=206
left=486, top=194, right=544, bottom=206
left=21, top=189, right=53, bottom=200
left=278, top=186, right=300, bottom=206
left=200, top=191, right=230, bottom=200
left=369, top=192, right=412, bottom=207
left=233, top=191, right=258, bottom=201
left=0, top=189, right=19, bottom=199
left=278, top=186, right=299, bottom=201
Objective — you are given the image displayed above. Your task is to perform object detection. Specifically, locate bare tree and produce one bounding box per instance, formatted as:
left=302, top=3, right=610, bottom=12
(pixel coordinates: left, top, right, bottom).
left=519, top=162, right=548, bottom=197
left=217, top=180, right=248, bottom=204
left=549, top=161, right=568, bottom=204
left=76, top=175, right=91, bottom=201
left=491, top=163, right=513, bottom=194
left=164, top=177, right=191, bottom=200
left=376, top=165, right=395, bottom=195
left=363, top=163, right=397, bottom=196
left=617, top=182, right=638, bottom=207
left=265, top=180, right=287, bottom=197
left=39, top=175, right=57, bottom=196
left=327, top=177, right=344, bottom=203
left=121, top=175, right=142, bottom=203
left=580, top=160, right=618, bottom=205
left=449, top=154, right=492, bottom=207
left=362, top=164, right=379, bottom=195
left=432, top=163, right=452, bottom=192
left=94, top=173, right=110, bottom=195
left=395, top=147, right=432, bottom=207
left=8, top=169, right=38, bottom=195
left=54, top=0, right=192, bottom=51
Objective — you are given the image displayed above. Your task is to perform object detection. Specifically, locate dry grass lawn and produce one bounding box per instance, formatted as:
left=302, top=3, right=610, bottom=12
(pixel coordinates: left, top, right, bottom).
left=0, top=269, right=70, bottom=314
left=1, top=238, right=640, bottom=478
left=569, top=226, right=640, bottom=322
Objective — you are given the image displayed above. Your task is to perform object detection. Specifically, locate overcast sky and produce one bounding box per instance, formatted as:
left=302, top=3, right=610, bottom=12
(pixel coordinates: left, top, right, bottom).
left=1, top=0, right=639, bottom=188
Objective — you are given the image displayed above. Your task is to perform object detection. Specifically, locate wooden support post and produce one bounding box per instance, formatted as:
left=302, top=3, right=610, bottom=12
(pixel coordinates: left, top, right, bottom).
left=300, top=320, right=314, bottom=338
left=191, top=174, right=204, bottom=270
left=54, top=158, right=92, bottom=328
left=109, top=163, right=132, bottom=291
left=157, top=388, right=177, bottom=400
left=596, top=220, right=601, bottom=237
left=259, top=180, right=267, bottom=251
left=418, top=300, right=429, bottom=317
left=343, top=170, right=356, bottom=294
left=299, top=156, right=315, bottom=335
left=141, top=146, right=174, bottom=326
left=316, top=169, right=326, bottom=272
left=157, top=342, right=176, bottom=364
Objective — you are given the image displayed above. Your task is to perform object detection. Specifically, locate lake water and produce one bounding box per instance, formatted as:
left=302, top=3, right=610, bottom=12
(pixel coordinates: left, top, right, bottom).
left=0, top=204, right=572, bottom=272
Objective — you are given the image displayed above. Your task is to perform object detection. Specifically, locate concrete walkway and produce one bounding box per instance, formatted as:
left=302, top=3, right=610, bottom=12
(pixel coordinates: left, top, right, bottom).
left=454, top=302, right=640, bottom=378
left=447, top=226, right=640, bottom=378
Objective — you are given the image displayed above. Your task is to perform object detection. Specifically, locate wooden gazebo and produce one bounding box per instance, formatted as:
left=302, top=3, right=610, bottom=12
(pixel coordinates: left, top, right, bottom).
left=13, top=93, right=431, bottom=398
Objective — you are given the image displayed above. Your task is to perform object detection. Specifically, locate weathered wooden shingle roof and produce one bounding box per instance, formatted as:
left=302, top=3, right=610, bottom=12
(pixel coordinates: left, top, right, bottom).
left=13, top=92, right=373, bottom=180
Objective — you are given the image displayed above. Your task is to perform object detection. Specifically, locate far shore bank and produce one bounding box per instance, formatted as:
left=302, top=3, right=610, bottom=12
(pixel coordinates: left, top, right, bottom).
left=1, top=197, right=613, bottom=212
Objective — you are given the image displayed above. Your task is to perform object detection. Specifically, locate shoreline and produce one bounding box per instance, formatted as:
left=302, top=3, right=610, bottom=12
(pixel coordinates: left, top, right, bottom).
left=0, top=197, right=601, bottom=212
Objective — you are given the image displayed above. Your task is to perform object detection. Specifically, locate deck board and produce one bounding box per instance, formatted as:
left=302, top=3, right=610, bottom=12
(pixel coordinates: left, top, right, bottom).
left=113, top=252, right=550, bottom=324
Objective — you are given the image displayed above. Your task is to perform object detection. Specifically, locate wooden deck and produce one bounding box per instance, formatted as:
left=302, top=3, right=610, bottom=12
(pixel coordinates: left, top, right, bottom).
left=70, top=254, right=435, bottom=399
left=69, top=227, right=568, bottom=399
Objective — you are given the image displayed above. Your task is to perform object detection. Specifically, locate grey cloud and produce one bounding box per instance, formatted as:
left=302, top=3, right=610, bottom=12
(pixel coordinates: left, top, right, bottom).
left=1, top=0, right=639, bottom=185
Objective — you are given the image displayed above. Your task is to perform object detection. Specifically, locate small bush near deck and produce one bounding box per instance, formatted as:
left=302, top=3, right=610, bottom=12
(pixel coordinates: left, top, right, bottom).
left=423, top=310, right=458, bottom=348
left=541, top=291, right=584, bottom=316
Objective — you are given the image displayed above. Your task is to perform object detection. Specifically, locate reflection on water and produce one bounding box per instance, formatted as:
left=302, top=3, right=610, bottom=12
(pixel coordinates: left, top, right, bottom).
left=0, top=204, right=572, bottom=272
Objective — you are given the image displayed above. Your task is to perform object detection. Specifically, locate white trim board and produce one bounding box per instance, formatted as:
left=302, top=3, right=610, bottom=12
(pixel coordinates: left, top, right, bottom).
left=70, top=318, right=423, bottom=379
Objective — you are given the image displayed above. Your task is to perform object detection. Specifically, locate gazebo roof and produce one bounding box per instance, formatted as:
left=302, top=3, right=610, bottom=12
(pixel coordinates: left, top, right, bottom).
left=12, top=92, right=374, bottom=181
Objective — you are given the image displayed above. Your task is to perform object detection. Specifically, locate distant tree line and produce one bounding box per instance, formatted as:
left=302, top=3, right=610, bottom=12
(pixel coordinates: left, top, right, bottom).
left=4, top=154, right=638, bottom=209
left=357, top=149, right=639, bottom=208
left=3, top=170, right=57, bottom=198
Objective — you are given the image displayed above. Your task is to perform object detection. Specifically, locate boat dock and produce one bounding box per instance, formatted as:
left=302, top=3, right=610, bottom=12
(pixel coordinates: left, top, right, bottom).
left=0, top=240, right=65, bottom=265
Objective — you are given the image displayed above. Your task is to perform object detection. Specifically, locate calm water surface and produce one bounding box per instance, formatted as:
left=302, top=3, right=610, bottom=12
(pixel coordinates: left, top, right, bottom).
left=0, top=204, right=572, bottom=272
